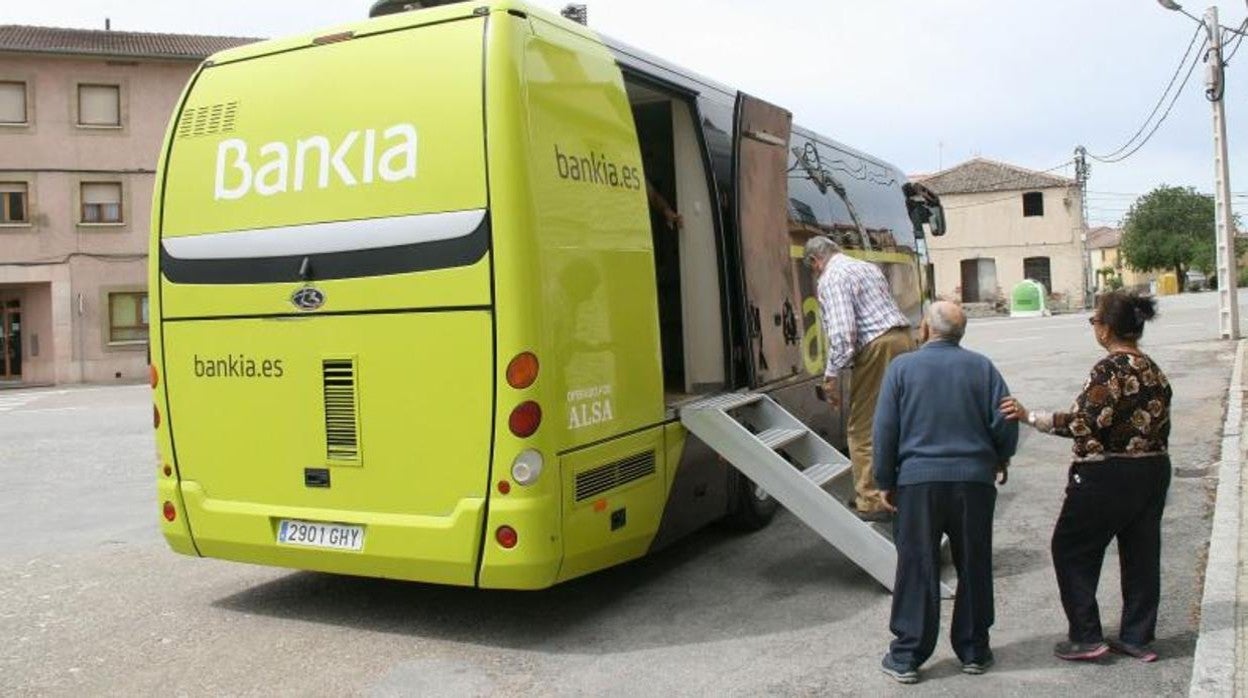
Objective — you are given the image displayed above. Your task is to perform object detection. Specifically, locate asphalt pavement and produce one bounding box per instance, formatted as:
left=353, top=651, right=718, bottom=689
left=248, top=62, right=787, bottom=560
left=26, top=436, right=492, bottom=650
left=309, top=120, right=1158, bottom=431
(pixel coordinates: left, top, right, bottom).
left=0, top=290, right=1238, bottom=696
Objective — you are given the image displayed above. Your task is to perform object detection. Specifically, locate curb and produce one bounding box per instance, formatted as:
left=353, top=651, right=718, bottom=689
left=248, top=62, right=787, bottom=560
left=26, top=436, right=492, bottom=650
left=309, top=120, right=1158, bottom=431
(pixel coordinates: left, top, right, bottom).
left=1190, top=338, right=1246, bottom=697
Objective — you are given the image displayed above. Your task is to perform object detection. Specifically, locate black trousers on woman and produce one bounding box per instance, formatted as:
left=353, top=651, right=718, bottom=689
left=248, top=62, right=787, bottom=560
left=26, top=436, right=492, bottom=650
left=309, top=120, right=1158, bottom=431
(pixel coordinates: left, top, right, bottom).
left=1050, top=455, right=1171, bottom=645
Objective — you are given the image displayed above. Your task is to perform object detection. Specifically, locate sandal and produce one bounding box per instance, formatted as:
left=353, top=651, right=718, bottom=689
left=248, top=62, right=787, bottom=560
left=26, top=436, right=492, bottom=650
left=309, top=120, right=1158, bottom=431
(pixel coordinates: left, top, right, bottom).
left=1054, top=640, right=1109, bottom=661
left=1109, top=639, right=1158, bottom=663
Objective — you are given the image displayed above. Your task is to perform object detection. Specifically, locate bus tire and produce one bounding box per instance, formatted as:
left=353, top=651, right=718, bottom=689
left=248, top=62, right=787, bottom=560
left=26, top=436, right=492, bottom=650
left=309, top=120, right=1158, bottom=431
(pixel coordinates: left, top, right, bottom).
left=726, top=472, right=778, bottom=531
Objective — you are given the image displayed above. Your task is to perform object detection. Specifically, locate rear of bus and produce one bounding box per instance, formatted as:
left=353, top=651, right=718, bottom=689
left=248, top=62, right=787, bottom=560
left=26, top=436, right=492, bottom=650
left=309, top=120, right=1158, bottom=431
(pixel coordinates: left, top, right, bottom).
left=152, top=6, right=505, bottom=587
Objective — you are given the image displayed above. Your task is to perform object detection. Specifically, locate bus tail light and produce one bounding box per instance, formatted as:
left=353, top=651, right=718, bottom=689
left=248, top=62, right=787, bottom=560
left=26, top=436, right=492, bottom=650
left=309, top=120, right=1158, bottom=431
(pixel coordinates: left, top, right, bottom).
left=149, top=364, right=159, bottom=388
left=508, top=401, right=541, bottom=438
left=506, top=352, right=539, bottom=389
left=496, top=525, right=518, bottom=549
left=162, top=501, right=176, bottom=522
left=511, top=449, right=543, bottom=486
left=153, top=405, right=161, bottom=429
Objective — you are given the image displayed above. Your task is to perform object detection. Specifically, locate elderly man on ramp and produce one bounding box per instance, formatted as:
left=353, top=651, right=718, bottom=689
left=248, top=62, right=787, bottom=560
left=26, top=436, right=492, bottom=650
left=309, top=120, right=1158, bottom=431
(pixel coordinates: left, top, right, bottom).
left=803, top=235, right=915, bottom=521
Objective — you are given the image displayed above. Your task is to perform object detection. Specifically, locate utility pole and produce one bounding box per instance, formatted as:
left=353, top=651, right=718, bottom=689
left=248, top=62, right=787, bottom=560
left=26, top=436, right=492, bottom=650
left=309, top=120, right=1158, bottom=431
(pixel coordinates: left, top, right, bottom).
left=1158, top=1, right=1241, bottom=338
left=1206, top=5, right=1240, bottom=339
left=1075, top=145, right=1092, bottom=305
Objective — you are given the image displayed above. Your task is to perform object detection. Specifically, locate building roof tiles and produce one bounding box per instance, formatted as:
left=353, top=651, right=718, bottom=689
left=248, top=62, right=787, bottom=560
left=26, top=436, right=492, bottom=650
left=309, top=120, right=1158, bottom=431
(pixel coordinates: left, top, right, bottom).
left=916, top=157, right=1075, bottom=195
left=0, top=24, right=258, bottom=61
left=1085, top=226, right=1122, bottom=249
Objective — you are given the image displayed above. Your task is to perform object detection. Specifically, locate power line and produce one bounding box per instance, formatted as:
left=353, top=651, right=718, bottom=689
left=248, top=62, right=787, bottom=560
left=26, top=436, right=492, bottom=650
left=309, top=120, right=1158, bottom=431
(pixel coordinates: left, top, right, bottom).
left=1088, top=190, right=1248, bottom=197
left=943, top=187, right=1244, bottom=216
left=1090, top=24, right=1204, bottom=162
left=1088, top=35, right=1208, bottom=164
left=942, top=191, right=1033, bottom=211
left=0, top=252, right=146, bottom=267
left=1225, top=18, right=1247, bottom=63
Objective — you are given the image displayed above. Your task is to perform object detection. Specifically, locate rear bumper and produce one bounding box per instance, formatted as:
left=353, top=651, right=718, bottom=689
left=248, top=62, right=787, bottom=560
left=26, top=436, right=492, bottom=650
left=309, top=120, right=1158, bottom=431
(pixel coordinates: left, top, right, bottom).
left=172, top=481, right=486, bottom=586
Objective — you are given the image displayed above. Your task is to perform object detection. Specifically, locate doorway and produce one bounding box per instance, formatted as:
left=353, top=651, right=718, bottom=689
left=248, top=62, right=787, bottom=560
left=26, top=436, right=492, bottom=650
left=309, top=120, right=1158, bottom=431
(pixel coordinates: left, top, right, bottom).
left=1, top=297, right=20, bottom=379
left=960, top=258, right=998, bottom=303
left=625, top=78, right=725, bottom=402
left=1023, top=256, right=1052, bottom=296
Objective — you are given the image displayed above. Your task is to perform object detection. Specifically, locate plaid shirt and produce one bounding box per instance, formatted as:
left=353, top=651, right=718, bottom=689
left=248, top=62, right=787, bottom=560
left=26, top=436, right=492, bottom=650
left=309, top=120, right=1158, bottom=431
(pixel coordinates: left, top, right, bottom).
left=817, top=253, right=909, bottom=377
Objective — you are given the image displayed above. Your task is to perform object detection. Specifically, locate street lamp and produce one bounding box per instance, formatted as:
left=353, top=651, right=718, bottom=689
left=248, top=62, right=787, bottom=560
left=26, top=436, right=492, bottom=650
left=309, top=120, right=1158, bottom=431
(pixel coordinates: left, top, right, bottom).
left=1157, top=1, right=1241, bottom=340
left=1156, top=0, right=1206, bottom=24
left=560, top=4, right=588, bottom=24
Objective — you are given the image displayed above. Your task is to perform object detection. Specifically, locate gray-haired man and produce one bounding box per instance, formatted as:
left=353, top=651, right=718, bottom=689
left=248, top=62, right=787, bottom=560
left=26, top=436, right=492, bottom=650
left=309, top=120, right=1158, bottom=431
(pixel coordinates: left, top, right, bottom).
left=872, top=301, right=1017, bottom=683
left=803, top=235, right=915, bottom=521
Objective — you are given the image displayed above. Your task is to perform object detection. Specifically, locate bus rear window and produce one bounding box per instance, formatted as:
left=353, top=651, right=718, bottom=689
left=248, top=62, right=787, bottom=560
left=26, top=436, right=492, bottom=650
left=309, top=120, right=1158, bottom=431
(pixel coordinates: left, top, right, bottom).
left=160, top=18, right=487, bottom=240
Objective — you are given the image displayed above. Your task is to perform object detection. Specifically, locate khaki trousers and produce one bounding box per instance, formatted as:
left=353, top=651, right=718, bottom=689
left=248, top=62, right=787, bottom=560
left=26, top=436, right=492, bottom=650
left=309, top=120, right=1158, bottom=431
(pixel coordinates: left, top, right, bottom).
left=847, top=327, right=916, bottom=513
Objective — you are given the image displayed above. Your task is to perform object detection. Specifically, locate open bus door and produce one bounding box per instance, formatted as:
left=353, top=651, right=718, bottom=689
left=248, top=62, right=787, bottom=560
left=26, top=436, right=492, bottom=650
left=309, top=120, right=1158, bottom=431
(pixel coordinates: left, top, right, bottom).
left=733, top=93, right=802, bottom=388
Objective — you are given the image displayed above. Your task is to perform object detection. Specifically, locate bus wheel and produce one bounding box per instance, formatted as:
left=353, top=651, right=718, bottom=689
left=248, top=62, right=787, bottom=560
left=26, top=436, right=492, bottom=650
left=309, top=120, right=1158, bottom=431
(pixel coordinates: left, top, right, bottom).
left=726, top=473, right=778, bottom=531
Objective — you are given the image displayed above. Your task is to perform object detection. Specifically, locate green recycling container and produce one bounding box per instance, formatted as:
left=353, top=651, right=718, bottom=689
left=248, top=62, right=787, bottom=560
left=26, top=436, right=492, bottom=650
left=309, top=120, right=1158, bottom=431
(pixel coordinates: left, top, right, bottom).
left=1010, top=279, right=1047, bottom=317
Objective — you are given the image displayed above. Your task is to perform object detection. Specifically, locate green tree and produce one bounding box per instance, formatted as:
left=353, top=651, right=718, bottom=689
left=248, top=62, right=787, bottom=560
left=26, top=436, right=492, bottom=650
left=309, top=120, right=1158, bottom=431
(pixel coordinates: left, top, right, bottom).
left=1120, top=185, right=1215, bottom=291
left=1189, top=231, right=1248, bottom=289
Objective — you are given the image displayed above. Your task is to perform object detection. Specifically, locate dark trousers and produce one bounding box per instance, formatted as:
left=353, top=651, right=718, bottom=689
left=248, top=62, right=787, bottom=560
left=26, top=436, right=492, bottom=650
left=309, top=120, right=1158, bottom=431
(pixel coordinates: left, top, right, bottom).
left=888, top=481, right=997, bottom=667
left=1051, top=456, right=1171, bottom=645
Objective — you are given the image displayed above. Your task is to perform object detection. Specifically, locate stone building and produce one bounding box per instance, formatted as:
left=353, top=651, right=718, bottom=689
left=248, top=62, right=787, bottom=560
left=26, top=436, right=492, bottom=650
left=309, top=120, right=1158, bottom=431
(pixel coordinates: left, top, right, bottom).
left=916, top=158, right=1088, bottom=309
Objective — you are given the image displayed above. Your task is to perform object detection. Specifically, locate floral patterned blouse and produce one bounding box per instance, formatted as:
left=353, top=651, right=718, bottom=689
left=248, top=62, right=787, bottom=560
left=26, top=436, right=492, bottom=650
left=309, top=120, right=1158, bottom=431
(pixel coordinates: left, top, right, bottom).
left=1051, top=352, right=1172, bottom=462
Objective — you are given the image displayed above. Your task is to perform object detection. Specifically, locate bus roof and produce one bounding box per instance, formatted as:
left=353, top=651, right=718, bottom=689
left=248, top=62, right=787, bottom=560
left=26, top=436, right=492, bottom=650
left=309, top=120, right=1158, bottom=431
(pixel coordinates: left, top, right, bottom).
left=200, top=0, right=906, bottom=183
left=202, top=0, right=578, bottom=65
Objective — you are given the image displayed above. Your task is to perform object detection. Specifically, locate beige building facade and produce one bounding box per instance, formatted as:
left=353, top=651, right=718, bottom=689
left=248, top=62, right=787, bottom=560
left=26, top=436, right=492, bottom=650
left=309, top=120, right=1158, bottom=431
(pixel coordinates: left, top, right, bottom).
left=917, top=158, right=1088, bottom=309
left=0, top=25, right=253, bottom=386
left=1086, top=226, right=1159, bottom=293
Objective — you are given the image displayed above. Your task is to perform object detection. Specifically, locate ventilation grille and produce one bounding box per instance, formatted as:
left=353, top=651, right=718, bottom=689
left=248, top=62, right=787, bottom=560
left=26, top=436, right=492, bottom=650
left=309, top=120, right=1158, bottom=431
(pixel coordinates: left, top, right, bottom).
left=322, top=358, right=361, bottom=464
left=176, top=101, right=239, bottom=139
left=575, top=451, right=656, bottom=502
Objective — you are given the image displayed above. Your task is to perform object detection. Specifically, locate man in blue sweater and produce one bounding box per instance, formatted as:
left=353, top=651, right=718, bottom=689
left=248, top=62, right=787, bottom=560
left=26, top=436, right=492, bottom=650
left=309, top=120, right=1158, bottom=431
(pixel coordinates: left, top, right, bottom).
left=872, top=301, right=1018, bottom=684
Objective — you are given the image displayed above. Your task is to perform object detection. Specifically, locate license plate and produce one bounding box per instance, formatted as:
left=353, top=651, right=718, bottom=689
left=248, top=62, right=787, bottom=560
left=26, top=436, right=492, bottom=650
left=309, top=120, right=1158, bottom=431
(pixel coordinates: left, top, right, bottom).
left=276, top=519, right=364, bottom=551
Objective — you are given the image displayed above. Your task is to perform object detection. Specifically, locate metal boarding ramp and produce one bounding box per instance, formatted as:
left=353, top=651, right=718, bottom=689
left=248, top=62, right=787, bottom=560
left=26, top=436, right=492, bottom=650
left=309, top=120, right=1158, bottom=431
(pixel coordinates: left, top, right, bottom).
left=680, top=391, right=953, bottom=597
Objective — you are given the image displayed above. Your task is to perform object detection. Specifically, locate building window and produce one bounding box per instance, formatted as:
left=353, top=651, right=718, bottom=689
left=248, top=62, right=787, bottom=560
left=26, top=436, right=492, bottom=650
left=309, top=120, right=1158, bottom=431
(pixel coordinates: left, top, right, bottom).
left=1022, top=191, right=1044, bottom=217
left=0, top=81, right=27, bottom=124
left=108, top=292, right=148, bottom=343
left=78, top=84, right=121, bottom=127
left=80, top=182, right=123, bottom=223
left=0, top=182, right=28, bottom=224
left=1024, top=256, right=1053, bottom=294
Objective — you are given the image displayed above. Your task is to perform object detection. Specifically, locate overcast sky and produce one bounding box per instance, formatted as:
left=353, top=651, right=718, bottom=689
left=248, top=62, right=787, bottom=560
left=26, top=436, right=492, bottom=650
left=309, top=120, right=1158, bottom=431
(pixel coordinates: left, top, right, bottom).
left=9, top=0, right=1248, bottom=226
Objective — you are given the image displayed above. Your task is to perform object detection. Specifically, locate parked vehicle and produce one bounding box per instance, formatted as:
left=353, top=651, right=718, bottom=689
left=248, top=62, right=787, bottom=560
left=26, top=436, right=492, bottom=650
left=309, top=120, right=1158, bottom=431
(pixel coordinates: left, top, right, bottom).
left=150, top=0, right=946, bottom=589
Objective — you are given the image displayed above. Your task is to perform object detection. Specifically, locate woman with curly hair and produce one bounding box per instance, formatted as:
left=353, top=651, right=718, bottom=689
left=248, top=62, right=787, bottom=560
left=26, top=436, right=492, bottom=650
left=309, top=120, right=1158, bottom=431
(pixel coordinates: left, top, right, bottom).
left=1000, top=291, right=1171, bottom=663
